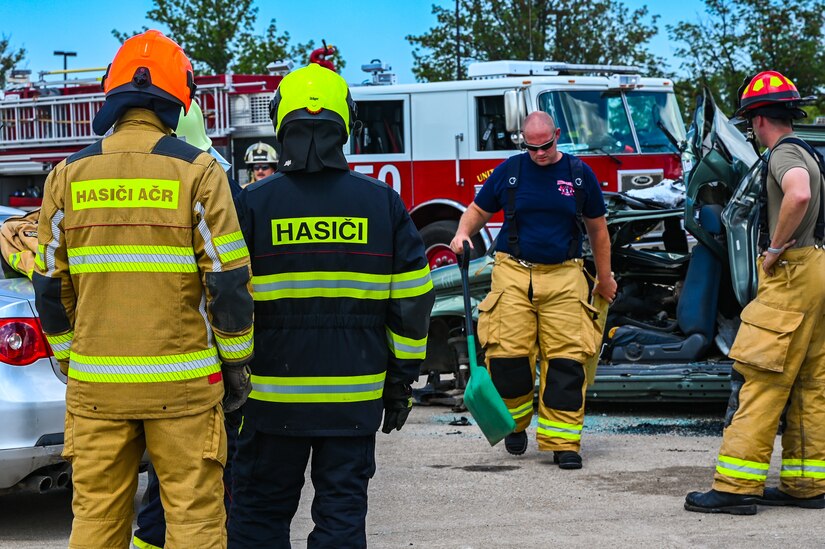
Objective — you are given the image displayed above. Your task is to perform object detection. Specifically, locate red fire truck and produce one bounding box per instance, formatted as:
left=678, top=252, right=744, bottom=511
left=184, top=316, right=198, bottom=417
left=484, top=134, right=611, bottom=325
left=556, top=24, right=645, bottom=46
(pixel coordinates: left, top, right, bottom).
left=0, top=59, right=686, bottom=268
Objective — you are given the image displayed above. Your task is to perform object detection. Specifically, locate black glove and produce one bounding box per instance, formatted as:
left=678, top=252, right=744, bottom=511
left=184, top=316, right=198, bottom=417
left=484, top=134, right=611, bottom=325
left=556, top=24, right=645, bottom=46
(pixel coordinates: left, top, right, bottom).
left=222, top=363, right=252, bottom=413
left=381, top=381, right=413, bottom=434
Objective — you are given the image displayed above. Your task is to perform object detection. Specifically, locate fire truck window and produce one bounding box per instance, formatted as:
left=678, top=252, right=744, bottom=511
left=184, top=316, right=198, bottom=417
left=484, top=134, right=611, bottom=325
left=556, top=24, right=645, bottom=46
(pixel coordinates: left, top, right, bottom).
left=350, top=100, right=404, bottom=155
left=538, top=91, right=634, bottom=155
left=626, top=92, right=686, bottom=154
left=476, top=96, right=518, bottom=151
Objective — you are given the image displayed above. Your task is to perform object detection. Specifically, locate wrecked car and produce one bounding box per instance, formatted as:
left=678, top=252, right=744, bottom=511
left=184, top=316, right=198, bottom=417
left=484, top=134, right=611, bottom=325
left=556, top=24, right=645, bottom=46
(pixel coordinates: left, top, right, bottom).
left=419, top=90, right=825, bottom=403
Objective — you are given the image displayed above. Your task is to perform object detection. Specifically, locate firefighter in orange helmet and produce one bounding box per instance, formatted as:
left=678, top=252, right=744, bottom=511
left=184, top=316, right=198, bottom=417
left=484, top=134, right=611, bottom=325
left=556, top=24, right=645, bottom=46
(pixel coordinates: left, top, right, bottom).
left=685, top=71, right=825, bottom=515
left=33, top=30, right=253, bottom=548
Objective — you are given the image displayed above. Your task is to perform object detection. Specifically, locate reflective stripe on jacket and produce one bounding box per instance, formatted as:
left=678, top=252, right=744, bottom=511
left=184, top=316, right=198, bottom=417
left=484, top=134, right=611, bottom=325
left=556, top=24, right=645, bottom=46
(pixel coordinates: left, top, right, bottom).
left=236, top=169, right=434, bottom=435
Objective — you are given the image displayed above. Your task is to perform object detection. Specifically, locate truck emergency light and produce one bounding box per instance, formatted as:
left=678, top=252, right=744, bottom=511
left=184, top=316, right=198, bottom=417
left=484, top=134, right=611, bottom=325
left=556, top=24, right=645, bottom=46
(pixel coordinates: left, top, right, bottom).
left=608, top=74, right=641, bottom=90
left=0, top=318, right=51, bottom=366
left=468, top=60, right=642, bottom=79
left=361, top=60, right=396, bottom=86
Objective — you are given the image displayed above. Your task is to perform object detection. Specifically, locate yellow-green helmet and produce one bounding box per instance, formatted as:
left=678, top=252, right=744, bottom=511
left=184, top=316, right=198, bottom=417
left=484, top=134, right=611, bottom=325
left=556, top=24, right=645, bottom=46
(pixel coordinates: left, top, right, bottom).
left=268, top=63, right=356, bottom=139
left=175, top=100, right=212, bottom=151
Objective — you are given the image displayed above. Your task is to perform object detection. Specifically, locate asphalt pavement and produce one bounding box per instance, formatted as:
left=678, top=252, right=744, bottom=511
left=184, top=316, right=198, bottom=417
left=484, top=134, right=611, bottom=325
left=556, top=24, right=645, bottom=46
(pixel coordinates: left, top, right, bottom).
left=1, top=402, right=823, bottom=548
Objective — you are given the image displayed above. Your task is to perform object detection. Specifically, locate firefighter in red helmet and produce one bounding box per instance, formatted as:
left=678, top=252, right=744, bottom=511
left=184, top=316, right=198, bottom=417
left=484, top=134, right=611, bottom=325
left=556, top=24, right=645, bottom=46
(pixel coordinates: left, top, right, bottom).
left=34, top=30, right=253, bottom=548
left=685, top=71, right=825, bottom=515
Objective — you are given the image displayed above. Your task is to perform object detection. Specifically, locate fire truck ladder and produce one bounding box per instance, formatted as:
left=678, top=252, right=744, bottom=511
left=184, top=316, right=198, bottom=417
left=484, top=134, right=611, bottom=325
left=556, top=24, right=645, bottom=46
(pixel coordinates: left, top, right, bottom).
left=1, top=83, right=232, bottom=150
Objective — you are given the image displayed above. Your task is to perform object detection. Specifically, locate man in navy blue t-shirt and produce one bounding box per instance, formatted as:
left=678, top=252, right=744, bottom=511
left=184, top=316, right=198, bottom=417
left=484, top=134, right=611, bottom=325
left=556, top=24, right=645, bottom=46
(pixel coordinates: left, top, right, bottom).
left=450, top=111, right=616, bottom=468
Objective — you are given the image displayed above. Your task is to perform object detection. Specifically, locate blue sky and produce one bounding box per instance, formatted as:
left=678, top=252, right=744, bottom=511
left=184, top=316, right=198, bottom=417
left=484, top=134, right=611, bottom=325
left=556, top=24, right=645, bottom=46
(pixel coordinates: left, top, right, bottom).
left=2, top=0, right=707, bottom=84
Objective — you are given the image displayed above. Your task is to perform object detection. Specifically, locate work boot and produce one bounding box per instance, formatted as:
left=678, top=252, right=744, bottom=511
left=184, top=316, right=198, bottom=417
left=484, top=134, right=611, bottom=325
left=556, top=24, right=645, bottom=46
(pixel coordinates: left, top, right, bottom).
left=504, top=431, right=528, bottom=455
left=684, top=489, right=757, bottom=515
left=757, top=487, right=825, bottom=509
left=553, top=451, right=582, bottom=470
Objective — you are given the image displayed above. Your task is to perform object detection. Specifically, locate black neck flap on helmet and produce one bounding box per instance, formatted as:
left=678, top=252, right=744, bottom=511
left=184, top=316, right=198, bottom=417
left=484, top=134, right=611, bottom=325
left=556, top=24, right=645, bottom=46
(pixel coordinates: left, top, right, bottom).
left=277, top=119, right=349, bottom=173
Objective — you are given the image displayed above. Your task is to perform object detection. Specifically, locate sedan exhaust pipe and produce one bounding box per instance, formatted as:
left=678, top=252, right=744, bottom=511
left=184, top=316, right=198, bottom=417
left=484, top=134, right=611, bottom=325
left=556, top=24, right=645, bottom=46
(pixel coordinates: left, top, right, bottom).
left=22, top=474, right=53, bottom=493
left=55, top=471, right=70, bottom=489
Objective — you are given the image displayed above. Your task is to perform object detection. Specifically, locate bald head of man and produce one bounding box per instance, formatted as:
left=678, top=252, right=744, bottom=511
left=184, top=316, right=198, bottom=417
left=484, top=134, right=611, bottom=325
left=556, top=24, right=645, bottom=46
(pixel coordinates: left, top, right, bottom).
left=522, top=111, right=562, bottom=166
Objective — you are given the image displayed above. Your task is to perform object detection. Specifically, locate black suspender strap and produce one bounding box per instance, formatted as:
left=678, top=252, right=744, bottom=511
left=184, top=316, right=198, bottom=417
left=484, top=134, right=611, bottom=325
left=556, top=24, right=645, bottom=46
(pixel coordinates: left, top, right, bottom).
left=567, top=155, right=587, bottom=259
left=497, top=153, right=588, bottom=261
left=500, top=155, right=521, bottom=258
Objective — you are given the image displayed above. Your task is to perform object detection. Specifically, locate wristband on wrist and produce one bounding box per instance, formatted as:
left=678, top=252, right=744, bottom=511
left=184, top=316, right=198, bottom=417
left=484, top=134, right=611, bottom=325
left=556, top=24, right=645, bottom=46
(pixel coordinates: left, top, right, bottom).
left=767, top=246, right=784, bottom=255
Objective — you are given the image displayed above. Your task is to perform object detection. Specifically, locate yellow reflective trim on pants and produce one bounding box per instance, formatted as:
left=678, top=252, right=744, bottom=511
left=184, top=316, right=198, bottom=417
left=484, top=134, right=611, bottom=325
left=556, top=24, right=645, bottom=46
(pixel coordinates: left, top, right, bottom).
left=390, top=265, right=434, bottom=299
left=537, top=418, right=582, bottom=440
left=780, top=458, right=825, bottom=478
left=133, top=536, right=163, bottom=549
left=780, top=470, right=825, bottom=479
left=782, top=458, right=825, bottom=467
left=716, top=454, right=769, bottom=481
left=249, top=371, right=386, bottom=403
left=508, top=402, right=534, bottom=420
left=386, top=327, right=427, bottom=359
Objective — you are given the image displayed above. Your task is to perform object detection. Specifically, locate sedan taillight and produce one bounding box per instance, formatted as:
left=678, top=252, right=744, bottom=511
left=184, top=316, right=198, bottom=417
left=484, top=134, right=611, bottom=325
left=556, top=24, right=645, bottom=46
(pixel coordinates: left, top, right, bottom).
left=0, top=318, right=51, bottom=366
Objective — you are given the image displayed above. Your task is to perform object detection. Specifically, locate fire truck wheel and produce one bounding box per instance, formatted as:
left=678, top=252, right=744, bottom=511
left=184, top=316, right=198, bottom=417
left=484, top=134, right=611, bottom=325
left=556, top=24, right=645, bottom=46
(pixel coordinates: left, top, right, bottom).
left=420, top=220, right=484, bottom=270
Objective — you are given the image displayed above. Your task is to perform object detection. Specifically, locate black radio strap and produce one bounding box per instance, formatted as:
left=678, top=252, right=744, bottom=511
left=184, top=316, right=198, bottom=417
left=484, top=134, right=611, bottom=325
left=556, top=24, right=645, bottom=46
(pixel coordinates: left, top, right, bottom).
left=497, top=153, right=588, bottom=260
left=501, top=155, right=521, bottom=258
left=567, top=155, right=587, bottom=259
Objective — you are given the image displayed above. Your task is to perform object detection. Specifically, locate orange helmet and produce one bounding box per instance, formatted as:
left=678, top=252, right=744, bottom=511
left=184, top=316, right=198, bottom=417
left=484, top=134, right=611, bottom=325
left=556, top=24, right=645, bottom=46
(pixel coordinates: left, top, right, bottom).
left=734, top=71, right=811, bottom=119
left=102, top=30, right=196, bottom=112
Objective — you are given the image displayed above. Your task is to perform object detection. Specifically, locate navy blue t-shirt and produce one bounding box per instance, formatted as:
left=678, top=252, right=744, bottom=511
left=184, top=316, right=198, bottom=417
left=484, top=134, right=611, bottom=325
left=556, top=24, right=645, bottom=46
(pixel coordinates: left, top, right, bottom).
left=474, top=152, right=606, bottom=264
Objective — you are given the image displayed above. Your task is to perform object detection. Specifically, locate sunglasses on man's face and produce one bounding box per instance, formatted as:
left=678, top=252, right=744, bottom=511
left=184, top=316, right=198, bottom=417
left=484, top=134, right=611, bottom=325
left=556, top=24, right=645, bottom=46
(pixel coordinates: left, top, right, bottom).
left=521, top=137, right=556, bottom=152
left=253, top=164, right=272, bottom=171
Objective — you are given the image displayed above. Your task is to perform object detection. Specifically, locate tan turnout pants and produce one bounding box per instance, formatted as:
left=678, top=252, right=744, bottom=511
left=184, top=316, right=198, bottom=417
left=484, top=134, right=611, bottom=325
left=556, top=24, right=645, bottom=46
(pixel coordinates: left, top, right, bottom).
left=477, top=253, right=599, bottom=452
left=63, top=405, right=228, bottom=549
left=713, top=246, right=825, bottom=497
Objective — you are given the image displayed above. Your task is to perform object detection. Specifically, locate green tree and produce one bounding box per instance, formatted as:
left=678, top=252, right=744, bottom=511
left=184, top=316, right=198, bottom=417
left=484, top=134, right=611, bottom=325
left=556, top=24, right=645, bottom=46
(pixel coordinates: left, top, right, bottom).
left=113, top=1, right=344, bottom=76
left=0, top=34, right=26, bottom=88
left=233, top=23, right=346, bottom=75
left=113, top=0, right=258, bottom=74
left=406, top=0, right=663, bottom=82
left=668, top=0, right=825, bottom=117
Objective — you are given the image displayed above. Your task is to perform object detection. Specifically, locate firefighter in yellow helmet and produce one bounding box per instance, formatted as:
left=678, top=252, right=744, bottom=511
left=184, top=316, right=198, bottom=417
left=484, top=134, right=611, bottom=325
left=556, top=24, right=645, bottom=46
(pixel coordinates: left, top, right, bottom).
left=243, top=141, right=278, bottom=185
left=33, top=30, right=254, bottom=548
left=685, top=71, right=825, bottom=515
left=227, top=62, right=434, bottom=548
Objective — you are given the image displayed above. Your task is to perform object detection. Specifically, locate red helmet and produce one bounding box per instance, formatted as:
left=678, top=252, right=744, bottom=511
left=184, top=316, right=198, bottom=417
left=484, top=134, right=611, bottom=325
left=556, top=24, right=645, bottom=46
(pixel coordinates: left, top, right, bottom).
left=734, top=71, right=811, bottom=119
left=102, top=30, right=196, bottom=112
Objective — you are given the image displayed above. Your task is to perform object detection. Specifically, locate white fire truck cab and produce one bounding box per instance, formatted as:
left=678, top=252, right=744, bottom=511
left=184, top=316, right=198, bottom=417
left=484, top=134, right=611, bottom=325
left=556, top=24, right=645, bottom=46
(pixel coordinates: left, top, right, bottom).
left=0, top=59, right=686, bottom=270
left=346, top=60, right=686, bottom=268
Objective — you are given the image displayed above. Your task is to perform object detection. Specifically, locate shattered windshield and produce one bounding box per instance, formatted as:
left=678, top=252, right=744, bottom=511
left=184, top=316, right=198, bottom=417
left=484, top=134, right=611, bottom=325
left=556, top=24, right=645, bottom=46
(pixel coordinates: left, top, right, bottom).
left=538, top=90, right=684, bottom=156
left=626, top=91, right=686, bottom=154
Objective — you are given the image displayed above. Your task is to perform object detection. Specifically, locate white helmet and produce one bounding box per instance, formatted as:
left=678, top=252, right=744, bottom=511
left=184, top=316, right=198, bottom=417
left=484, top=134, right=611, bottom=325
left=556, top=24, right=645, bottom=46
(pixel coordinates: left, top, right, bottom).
left=244, top=142, right=278, bottom=165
